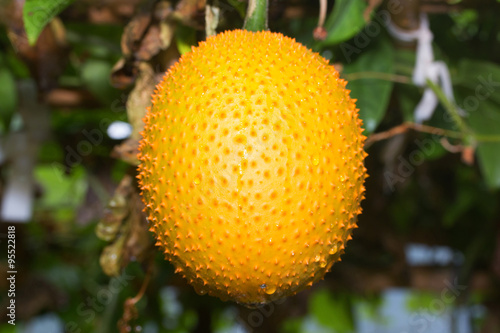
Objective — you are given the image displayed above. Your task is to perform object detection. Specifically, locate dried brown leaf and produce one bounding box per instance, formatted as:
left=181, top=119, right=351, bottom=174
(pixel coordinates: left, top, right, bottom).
left=121, top=12, right=151, bottom=58
left=461, top=145, right=475, bottom=166
left=176, top=0, right=206, bottom=18
left=4, top=0, right=68, bottom=94
left=154, top=0, right=174, bottom=21
left=112, top=138, right=141, bottom=165
left=126, top=62, right=157, bottom=140
left=174, top=0, right=206, bottom=27
left=159, top=20, right=175, bottom=49
left=313, top=26, right=327, bottom=41
left=100, top=231, right=127, bottom=276
left=135, top=24, right=162, bottom=61
left=122, top=192, right=151, bottom=264
left=110, top=58, right=137, bottom=89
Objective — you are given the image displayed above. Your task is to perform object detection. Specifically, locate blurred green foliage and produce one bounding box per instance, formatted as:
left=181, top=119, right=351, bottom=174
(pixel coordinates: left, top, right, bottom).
left=23, top=0, right=76, bottom=44
left=0, top=0, right=500, bottom=332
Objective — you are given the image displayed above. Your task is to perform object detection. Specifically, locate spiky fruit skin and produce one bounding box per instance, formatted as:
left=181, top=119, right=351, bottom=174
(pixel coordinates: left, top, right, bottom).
left=138, top=30, right=367, bottom=306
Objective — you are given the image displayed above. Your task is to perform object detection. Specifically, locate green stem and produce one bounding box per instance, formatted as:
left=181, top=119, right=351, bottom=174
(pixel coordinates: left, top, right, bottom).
left=424, top=80, right=500, bottom=144
left=405, top=122, right=465, bottom=140
left=343, top=72, right=412, bottom=84
left=457, top=219, right=496, bottom=299
left=95, top=282, right=120, bottom=333
left=475, top=134, right=500, bottom=142
left=425, top=79, right=471, bottom=139
left=243, top=0, right=268, bottom=32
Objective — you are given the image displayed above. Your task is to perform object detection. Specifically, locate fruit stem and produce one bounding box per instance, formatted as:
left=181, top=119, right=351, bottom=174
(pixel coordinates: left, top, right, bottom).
left=243, top=0, right=268, bottom=32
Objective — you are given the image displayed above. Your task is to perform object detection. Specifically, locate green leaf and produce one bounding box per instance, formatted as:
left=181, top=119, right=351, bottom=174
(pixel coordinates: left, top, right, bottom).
left=40, top=264, right=82, bottom=291
left=394, top=49, right=419, bottom=122
left=342, top=36, right=395, bottom=133
left=35, top=164, right=87, bottom=222
left=80, top=59, right=117, bottom=103
left=395, top=84, right=419, bottom=122
left=227, top=0, right=247, bottom=18
left=281, top=317, right=303, bottom=333
left=23, top=0, right=75, bottom=45
left=65, top=22, right=123, bottom=57
left=406, top=291, right=442, bottom=313
left=443, top=177, right=477, bottom=226
left=0, top=65, right=17, bottom=133
left=0, top=324, right=16, bottom=333
left=465, top=99, right=500, bottom=189
left=317, top=0, right=367, bottom=47
left=454, top=59, right=500, bottom=106
left=476, top=142, right=500, bottom=189
left=310, top=290, right=354, bottom=333
left=4, top=49, right=31, bottom=78
left=175, top=24, right=197, bottom=55
left=453, top=60, right=500, bottom=189
left=394, top=48, right=417, bottom=77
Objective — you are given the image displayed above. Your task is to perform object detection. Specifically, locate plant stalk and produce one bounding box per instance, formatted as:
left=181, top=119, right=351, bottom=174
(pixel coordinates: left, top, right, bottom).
left=243, top=0, right=268, bottom=31
left=425, top=79, right=471, bottom=139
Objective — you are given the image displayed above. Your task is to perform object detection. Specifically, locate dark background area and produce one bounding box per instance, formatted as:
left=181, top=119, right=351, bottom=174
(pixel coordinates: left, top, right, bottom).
left=1, top=0, right=500, bottom=332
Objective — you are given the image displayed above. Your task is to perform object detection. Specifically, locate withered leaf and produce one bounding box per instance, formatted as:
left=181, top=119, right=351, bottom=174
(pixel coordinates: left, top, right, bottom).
left=121, top=11, right=151, bottom=58
left=110, top=58, right=138, bottom=89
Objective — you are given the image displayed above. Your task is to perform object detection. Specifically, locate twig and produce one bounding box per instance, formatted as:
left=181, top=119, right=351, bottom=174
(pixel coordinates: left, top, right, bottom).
left=343, top=71, right=412, bottom=84
left=364, top=122, right=465, bottom=148
left=364, top=123, right=409, bottom=147
left=313, top=0, right=328, bottom=40
left=318, top=0, right=327, bottom=27
left=117, top=258, right=154, bottom=333
left=407, top=122, right=464, bottom=139
left=439, top=137, right=463, bottom=153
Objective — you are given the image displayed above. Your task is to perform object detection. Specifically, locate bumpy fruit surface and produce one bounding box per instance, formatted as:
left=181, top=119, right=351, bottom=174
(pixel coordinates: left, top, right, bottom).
left=138, top=30, right=367, bottom=305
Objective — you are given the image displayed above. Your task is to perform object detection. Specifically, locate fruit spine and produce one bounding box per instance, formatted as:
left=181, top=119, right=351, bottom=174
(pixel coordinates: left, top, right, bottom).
left=138, top=30, right=367, bottom=305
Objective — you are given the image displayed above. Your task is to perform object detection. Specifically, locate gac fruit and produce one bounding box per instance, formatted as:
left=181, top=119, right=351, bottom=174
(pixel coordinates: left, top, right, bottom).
left=138, top=30, right=367, bottom=306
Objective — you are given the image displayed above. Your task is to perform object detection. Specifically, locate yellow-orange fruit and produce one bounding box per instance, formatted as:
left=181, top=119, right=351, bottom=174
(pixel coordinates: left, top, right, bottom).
left=138, top=30, right=367, bottom=306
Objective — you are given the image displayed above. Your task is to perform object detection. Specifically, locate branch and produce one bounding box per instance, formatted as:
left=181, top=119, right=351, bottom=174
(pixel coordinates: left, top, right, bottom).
left=343, top=72, right=412, bottom=84
left=364, top=122, right=465, bottom=148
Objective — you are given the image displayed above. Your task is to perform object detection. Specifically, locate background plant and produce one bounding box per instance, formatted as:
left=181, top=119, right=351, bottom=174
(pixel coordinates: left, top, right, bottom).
left=1, top=0, right=500, bottom=332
